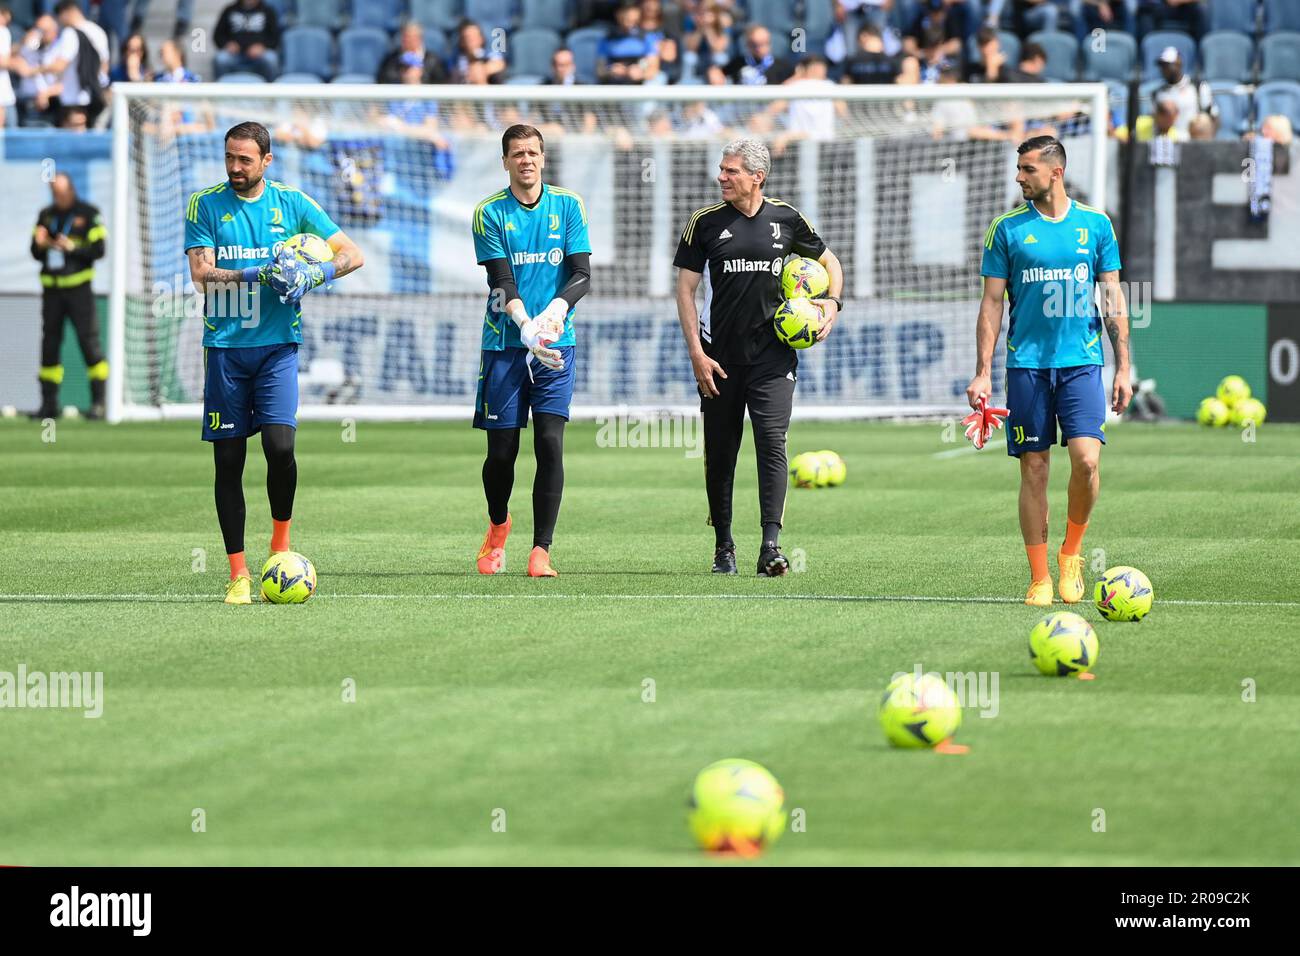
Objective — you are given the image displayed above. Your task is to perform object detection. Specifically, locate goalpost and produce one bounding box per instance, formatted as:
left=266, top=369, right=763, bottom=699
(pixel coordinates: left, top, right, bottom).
left=107, top=81, right=1110, bottom=423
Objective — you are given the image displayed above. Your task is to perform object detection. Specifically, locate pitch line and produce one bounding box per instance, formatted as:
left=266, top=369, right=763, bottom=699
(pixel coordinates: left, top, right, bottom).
left=0, top=593, right=1297, bottom=609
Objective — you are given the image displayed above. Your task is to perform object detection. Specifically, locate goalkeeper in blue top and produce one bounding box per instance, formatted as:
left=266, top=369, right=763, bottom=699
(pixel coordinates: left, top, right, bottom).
left=185, top=121, right=365, bottom=605
left=471, top=124, right=592, bottom=578
left=967, top=135, right=1131, bottom=608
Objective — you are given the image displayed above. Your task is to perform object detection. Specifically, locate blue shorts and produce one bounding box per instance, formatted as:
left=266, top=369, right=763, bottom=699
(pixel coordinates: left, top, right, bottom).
left=473, top=346, right=575, bottom=430
left=202, top=343, right=299, bottom=441
left=1005, top=365, right=1106, bottom=457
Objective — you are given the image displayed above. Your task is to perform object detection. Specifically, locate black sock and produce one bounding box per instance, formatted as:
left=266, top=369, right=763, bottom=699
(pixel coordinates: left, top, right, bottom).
left=762, top=522, right=781, bottom=546
left=532, top=413, right=565, bottom=550
left=715, top=523, right=733, bottom=548
left=261, top=424, right=297, bottom=521
left=213, top=437, right=248, bottom=555
left=483, top=428, right=520, bottom=525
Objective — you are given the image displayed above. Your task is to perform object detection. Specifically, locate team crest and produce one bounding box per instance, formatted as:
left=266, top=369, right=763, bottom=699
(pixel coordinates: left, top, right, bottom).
left=271, top=207, right=283, bottom=225
left=549, top=213, right=560, bottom=231
left=1076, top=228, right=1088, bottom=245
left=771, top=223, right=781, bottom=239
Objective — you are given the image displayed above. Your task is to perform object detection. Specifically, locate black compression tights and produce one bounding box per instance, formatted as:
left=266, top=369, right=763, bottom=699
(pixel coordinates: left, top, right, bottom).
left=482, top=413, right=566, bottom=550
left=213, top=424, right=297, bottom=555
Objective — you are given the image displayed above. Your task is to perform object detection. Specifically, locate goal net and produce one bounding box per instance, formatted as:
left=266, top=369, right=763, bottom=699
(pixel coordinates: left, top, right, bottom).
left=108, top=82, right=1110, bottom=422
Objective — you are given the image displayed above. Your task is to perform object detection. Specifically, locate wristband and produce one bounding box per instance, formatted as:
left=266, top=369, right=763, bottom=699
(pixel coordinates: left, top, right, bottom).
left=315, top=261, right=337, bottom=286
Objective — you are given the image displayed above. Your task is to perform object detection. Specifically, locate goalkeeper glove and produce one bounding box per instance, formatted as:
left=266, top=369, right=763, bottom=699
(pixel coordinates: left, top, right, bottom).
left=961, top=394, right=1010, bottom=450
left=534, top=298, right=570, bottom=343
left=508, top=301, right=564, bottom=371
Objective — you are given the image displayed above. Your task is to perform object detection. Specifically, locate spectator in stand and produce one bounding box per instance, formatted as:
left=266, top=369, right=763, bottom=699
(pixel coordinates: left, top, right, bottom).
left=538, top=49, right=599, bottom=134
left=903, top=0, right=969, bottom=64
left=598, top=2, right=658, bottom=84
left=378, top=22, right=448, bottom=85
left=110, top=32, right=150, bottom=83
left=842, top=23, right=903, bottom=84
left=680, top=99, right=726, bottom=138
left=155, top=38, right=199, bottom=82
left=680, top=2, right=735, bottom=84
left=985, top=0, right=1060, bottom=35
left=1139, top=0, right=1207, bottom=41
left=932, top=65, right=1019, bottom=139
left=11, top=19, right=58, bottom=126
left=709, top=24, right=793, bottom=86
left=1072, top=1, right=1137, bottom=42
left=640, top=0, right=681, bottom=82
left=30, top=2, right=111, bottom=128
left=384, top=57, right=451, bottom=156
left=771, top=55, right=847, bottom=151
left=915, top=24, right=956, bottom=84
left=0, top=5, right=15, bottom=129
left=967, top=26, right=1008, bottom=82
left=213, top=0, right=281, bottom=81
left=1001, top=41, right=1048, bottom=81
left=450, top=20, right=505, bottom=84
left=826, top=2, right=903, bottom=65
left=1154, top=46, right=1214, bottom=139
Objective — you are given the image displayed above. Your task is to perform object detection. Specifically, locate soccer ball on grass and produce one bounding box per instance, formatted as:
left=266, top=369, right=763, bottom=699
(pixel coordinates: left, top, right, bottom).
left=1094, top=566, right=1153, bottom=622
left=1029, top=611, right=1099, bottom=676
left=878, top=672, right=962, bottom=749
left=688, top=758, right=787, bottom=856
left=260, top=551, right=317, bottom=603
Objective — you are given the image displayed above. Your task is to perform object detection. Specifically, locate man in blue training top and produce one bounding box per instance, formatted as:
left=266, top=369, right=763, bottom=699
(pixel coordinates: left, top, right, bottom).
left=967, top=135, right=1132, bottom=608
left=185, top=121, right=365, bottom=604
left=471, top=124, right=592, bottom=578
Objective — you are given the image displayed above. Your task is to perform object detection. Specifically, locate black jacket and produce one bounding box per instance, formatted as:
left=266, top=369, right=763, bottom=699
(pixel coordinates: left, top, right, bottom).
left=377, top=49, right=448, bottom=85
left=31, top=200, right=105, bottom=288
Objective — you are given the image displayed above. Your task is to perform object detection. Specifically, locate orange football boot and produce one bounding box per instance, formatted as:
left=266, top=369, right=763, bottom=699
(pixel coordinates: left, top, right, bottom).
left=527, top=546, right=558, bottom=577
left=476, top=515, right=511, bottom=574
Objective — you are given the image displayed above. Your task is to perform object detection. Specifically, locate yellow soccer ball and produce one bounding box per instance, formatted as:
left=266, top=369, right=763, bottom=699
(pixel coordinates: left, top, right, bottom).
left=1216, top=375, right=1250, bottom=407
left=789, top=451, right=827, bottom=488
left=260, top=551, right=318, bottom=604
left=773, top=298, right=822, bottom=350
left=815, top=449, right=847, bottom=486
left=1231, top=397, right=1266, bottom=426
left=1029, top=611, right=1100, bottom=676
left=780, top=256, right=830, bottom=298
left=878, top=672, right=962, bottom=749
left=687, top=759, right=787, bottom=856
left=1196, top=397, right=1229, bottom=427
left=1094, top=566, right=1153, bottom=622
left=280, top=232, right=334, bottom=264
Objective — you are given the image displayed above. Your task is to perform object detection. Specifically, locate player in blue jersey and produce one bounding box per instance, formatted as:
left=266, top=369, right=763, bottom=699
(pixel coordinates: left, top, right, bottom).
left=185, top=122, right=365, bottom=605
left=967, top=136, right=1131, bottom=607
left=471, top=124, right=591, bottom=578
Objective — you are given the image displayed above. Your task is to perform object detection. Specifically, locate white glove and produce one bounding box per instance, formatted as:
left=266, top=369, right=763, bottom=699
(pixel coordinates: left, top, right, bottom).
left=517, top=316, right=565, bottom=372
left=534, top=298, right=569, bottom=342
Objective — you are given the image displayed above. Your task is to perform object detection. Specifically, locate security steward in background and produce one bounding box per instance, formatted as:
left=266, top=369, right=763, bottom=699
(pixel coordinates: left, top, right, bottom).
left=30, top=172, right=108, bottom=419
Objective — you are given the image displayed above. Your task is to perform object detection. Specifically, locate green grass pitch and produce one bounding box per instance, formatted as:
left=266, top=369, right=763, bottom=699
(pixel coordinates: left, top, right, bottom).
left=1, top=418, right=1298, bottom=866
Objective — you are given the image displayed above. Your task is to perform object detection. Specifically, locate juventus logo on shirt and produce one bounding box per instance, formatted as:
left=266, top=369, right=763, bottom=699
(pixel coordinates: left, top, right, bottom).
left=771, top=223, right=781, bottom=240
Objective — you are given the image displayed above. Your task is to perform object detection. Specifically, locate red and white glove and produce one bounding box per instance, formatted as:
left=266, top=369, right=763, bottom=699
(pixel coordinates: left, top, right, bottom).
left=961, top=393, right=1010, bottom=449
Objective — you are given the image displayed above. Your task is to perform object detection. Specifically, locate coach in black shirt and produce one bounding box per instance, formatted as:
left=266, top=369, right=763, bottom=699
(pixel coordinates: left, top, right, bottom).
left=674, top=139, right=844, bottom=577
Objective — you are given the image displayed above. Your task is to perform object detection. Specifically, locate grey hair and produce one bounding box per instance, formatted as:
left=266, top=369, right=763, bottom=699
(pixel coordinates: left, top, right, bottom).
left=721, top=138, right=771, bottom=181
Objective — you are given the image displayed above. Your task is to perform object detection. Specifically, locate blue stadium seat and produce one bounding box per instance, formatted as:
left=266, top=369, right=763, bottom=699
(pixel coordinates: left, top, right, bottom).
left=768, top=28, right=793, bottom=60
left=1208, top=0, right=1259, bottom=35
left=350, top=0, right=405, bottom=31
left=218, top=72, right=268, bottom=83
left=1082, top=30, right=1137, bottom=81
left=281, top=26, right=334, bottom=79
left=509, top=27, right=561, bottom=76
left=1141, top=30, right=1198, bottom=80
left=804, top=0, right=837, bottom=43
left=1260, top=32, right=1300, bottom=83
left=277, top=72, right=324, bottom=83
left=566, top=25, right=606, bottom=84
left=521, top=0, right=571, bottom=33
left=1264, top=0, right=1300, bottom=33
left=505, top=73, right=544, bottom=84
left=411, top=0, right=465, bottom=33
left=331, top=73, right=377, bottom=84
left=1200, top=31, right=1255, bottom=83
left=1254, top=79, right=1300, bottom=128
left=288, top=0, right=345, bottom=31
left=465, top=0, right=516, bottom=35
left=339, top=27, right=392, bottom=78
left=745, top=0, right=796, bottom=39
left=421, top=28, right=450, bottom=60
left=1210, top=81, right=1252, bottom=139
left=1027, top=30, right=1079, bottom=81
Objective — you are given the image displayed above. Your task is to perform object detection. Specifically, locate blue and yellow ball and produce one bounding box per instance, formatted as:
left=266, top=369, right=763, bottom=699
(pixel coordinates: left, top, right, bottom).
left=260, top=551, right=317, bottom=604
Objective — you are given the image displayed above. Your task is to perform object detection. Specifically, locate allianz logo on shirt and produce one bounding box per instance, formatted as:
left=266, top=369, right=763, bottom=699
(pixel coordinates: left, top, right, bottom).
left=512, top=249, right=565, bottom=266
left=218, top=244, right=272, bottom=261
left=721, top=257, right=782, bottom=275
left=1022, top=264, right=1090, bottom=284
